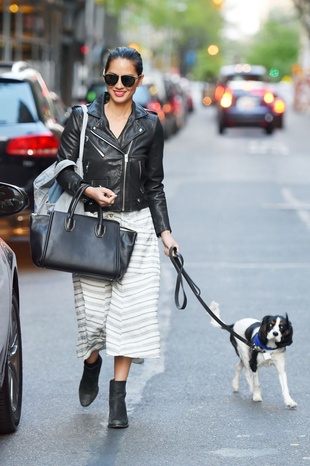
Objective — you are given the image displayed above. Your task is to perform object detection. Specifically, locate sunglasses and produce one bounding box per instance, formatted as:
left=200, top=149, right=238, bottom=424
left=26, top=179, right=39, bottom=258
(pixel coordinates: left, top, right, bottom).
left=103, top=74, right=140, bottom=88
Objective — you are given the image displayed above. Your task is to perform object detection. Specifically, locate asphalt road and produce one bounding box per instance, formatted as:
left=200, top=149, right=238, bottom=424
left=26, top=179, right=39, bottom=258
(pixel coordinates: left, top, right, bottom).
left=1, top=92, right=310, bottom=465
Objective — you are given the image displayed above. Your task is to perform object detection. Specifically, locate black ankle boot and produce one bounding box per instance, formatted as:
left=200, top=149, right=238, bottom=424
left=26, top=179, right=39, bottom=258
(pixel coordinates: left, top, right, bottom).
left=79, top=354, right=102, bottom=407
left=108, top=379, right=128, bottom=428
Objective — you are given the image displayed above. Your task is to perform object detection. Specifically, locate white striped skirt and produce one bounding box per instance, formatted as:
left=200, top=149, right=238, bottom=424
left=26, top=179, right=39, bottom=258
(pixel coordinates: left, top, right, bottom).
left=72, top=207, right=161, bottom=361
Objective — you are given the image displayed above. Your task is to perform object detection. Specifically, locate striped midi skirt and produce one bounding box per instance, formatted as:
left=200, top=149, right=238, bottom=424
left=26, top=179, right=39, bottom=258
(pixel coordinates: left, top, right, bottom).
left=72, top=207, right=161, bottom=361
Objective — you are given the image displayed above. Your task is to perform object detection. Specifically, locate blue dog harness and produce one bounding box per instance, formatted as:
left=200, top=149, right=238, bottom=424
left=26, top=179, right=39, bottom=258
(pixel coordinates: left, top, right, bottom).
left=252, top=333, right=277, bottom=352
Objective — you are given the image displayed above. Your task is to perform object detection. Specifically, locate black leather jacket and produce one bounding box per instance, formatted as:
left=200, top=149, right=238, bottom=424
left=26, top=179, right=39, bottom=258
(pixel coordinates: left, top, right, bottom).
left=56, top=93, right=171, bottom=236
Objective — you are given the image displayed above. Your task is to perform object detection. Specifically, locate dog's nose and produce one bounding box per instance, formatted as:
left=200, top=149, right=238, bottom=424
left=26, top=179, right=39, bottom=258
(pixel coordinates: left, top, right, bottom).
left=273, top=331, right=279, bottom=337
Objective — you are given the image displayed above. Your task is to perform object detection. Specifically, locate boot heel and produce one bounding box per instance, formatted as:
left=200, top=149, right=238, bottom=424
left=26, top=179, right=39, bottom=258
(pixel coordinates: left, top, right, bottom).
left=108, top=379, right=128, bottom=428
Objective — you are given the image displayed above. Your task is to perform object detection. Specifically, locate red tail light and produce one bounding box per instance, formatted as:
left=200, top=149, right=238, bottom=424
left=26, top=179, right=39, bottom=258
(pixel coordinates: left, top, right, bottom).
left=220, top=91, right=233, bottom=108
left=273, top=98, right=286, bottom=114
left=6, top=133, right=59, bottom=157
left=147, top=101, right=166, bottom=121
left=215, top=85, right=224, bottom=101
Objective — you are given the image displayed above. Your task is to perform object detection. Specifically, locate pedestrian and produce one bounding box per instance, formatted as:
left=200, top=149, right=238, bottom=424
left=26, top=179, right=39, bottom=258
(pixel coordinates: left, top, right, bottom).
left=56, top=46, right=179, bottom=428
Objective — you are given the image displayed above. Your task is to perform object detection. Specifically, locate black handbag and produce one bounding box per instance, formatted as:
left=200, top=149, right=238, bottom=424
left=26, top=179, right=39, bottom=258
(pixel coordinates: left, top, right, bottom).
left=29, top=186, right=137, bottom=280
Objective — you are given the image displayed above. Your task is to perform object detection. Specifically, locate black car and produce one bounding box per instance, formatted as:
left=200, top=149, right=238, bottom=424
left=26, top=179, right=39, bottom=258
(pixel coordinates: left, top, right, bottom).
left=0, top=61, right=66, bottom=239
left=0, top=182, right=29, bottom=434
left=215, top=65, right=286, bottom=135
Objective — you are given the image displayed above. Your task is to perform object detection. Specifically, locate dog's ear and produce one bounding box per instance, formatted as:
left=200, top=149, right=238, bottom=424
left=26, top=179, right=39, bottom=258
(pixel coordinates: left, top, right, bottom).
left=258, top=316, right=270, bottom=345
left=277, top=313, right=293, bottom=348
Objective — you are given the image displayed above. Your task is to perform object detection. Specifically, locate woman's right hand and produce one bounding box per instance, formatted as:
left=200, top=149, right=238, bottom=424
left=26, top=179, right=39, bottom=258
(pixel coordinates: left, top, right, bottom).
left=84, top=186, right=117, bottom=207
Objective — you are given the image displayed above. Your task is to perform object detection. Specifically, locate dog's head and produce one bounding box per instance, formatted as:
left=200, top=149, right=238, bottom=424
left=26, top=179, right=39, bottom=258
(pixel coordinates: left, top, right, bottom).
left=258, top=314, right=293, bottom=348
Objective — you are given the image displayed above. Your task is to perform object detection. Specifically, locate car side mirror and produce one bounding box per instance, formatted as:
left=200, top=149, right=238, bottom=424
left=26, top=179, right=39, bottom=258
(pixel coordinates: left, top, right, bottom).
left=0, top=183, right=29, bottom=217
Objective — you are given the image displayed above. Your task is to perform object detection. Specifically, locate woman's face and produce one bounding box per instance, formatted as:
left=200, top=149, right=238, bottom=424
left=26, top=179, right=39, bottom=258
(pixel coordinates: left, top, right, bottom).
left=105, top=58, right=143, bottom=105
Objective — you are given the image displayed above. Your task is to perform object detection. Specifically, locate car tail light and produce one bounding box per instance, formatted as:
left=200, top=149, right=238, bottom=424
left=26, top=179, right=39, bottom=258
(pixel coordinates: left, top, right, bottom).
left=215, top=85, right=224, bottom=102
left=146, top=101, right=165, bottom=121
left=163, top=103, right=172, bottom=114
left=263, top=92, right=274, bottom=105
left=273, top=98, right=286, bottom=114
left=220, top=91, right=233, bottom=108
left=6, top=133, right=59, bottom=157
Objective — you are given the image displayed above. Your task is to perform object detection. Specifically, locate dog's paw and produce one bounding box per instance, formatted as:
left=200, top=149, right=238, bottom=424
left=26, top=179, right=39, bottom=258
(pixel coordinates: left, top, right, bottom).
left=286, top=399, right=298, bottom=409
left=253, top=393, right=263, bottom=402
left=232, top=380, right=239, bottom=392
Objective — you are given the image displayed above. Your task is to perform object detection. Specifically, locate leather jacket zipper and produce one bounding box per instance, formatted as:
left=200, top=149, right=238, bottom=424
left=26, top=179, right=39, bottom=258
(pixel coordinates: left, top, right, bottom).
left=122, top=141, right=133, bottom=211
left=89, top=129, right=134, bottom=211
left=88, top=138, right=105, bottom=158
left=90, top=130, right=122, bottom=154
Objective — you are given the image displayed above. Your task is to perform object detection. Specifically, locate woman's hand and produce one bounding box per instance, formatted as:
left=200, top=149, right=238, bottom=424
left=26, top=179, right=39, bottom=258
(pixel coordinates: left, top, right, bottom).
left=160, top=230, right=180, bottom=257
left=84, top=186, right=117, bottom=207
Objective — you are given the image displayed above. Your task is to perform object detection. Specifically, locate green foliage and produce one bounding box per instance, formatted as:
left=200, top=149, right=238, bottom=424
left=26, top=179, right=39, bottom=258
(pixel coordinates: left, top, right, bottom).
left=193, top=48, right=223, bottom=81
left=119, top=0, right=223, bottom=76
left=244, top=19, right=300, bottom=79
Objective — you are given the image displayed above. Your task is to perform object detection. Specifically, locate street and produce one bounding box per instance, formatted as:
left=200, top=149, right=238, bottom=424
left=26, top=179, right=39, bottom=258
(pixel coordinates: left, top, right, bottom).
left=1, top=92, right=310, bottom=465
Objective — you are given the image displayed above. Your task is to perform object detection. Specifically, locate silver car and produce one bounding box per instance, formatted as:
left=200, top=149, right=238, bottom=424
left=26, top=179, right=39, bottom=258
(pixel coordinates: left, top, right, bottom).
left=0, top=183, right=28, bottom=433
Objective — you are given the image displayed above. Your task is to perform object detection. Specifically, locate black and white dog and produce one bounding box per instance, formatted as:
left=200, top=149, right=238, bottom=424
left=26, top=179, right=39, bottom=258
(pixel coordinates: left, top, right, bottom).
left=210, top=301, right=297, bottom=408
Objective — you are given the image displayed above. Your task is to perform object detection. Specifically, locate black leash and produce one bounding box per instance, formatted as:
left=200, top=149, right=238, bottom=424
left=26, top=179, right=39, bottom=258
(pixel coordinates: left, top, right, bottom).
left=169, top=247, right=261, bottom=351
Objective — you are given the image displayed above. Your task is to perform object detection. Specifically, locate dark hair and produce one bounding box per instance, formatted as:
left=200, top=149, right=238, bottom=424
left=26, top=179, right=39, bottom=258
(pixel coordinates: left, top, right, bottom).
left=104, top=46, right=143, bottom=76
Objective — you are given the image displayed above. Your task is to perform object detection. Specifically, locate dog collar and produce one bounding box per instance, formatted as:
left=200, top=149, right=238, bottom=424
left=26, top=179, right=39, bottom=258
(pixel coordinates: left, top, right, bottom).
left=252, top=333, right=277, bottom=351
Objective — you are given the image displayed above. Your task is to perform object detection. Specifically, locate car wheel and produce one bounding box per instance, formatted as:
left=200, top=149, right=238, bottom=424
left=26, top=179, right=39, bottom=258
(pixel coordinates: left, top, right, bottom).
left=265, top=124, right=274, bottom=135
left=0, top=291, right=23, bottom=434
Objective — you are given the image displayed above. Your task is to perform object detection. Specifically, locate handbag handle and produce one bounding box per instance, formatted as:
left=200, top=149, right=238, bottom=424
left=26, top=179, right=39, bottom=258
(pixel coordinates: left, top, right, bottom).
left=76, top=105, right=88, bottom=177
left=64, top=185, right=105, bottom=237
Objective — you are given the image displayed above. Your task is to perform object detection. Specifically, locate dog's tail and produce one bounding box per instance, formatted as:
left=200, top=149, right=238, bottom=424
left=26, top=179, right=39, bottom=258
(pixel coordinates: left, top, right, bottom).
left=209, top=301, right=225, bottom=328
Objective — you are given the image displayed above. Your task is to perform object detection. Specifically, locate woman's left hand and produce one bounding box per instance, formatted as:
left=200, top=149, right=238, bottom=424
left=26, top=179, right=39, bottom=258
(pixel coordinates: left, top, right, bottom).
left=160, top=230, right=180, bottom=257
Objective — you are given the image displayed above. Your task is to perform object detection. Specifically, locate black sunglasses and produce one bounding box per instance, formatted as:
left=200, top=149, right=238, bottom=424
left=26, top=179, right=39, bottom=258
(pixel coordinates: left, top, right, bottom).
left=103, top=74, right=140, bottom=88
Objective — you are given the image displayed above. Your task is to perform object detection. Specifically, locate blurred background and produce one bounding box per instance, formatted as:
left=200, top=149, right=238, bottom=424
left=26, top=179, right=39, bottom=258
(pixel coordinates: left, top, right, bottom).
left=0, top=0, right=309, bottom=109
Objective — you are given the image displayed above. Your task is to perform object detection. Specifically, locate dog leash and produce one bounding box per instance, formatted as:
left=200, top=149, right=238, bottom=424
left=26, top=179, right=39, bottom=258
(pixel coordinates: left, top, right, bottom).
left=169, top=247, right=262, bottom=352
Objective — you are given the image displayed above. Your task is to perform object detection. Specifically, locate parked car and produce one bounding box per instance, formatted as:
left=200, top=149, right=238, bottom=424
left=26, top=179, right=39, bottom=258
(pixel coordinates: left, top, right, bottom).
left=0, top=61, right=66, bottom=239
left=215, top=65, right=286, bottom=135
left=142, top=73, right=176, bottom=138
left=164, top=73, right=187, bottom=132
left=179, top=77, right=194, bottom=113
left=133, top=82, right=174, bottom=139
left=0, top=182, right=29, bottom=434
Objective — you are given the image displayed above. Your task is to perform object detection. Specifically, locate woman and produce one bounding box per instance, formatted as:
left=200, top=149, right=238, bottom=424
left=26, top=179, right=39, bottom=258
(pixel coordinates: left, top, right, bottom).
left=56, top=46, right=179, bottom=428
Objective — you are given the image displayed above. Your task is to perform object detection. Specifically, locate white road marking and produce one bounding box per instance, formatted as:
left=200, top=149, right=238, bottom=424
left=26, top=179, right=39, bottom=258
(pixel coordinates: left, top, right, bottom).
left=282, top=187, right=310, bottom=231
left=248, top=140, right=289, bottom=156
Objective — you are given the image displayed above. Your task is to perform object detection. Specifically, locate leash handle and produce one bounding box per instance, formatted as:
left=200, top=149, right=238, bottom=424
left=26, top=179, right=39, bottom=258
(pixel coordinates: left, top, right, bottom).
left=169, top=247, right=258, bottom=351
left=169, top=247, right=201, bottom=310
left=169, top=247, right=187, bottom=309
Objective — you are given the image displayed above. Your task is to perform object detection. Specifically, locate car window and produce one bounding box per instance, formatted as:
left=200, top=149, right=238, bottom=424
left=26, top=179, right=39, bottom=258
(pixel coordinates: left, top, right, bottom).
left=30, top=78, right=55, bottom=121
left=0, top=81, right=37, bottom=124
left=228, top=74, right=265, bottom=82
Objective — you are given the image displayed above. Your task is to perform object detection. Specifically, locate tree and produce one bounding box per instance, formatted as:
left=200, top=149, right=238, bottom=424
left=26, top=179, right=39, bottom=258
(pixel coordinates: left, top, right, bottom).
left=244, top=18, right=300, bottom=80
left=119, top=0, right=223, bottom=78
left=292, top=0, right=310, bottom=39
